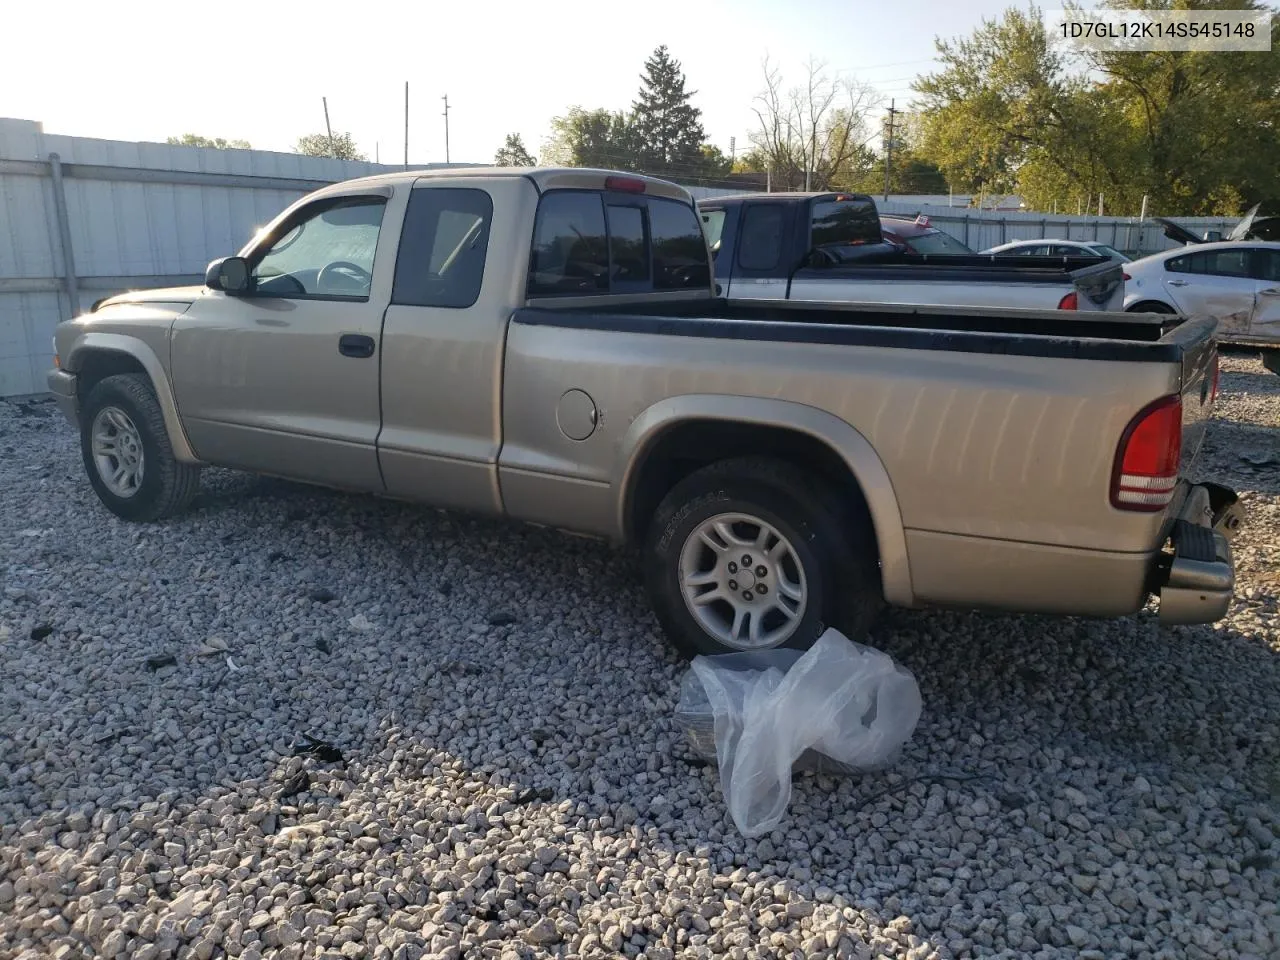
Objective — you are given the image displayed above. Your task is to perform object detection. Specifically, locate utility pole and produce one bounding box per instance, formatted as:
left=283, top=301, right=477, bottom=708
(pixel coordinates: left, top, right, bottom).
left=375, top=142, right=380, bottom=164
left=442, top=94, right=451, bottom=164
left=883, top=99, right=898, bottom=201
left=729, top=136, right=736, bottom=165
left=404, top=81, right=409, bottom=170
left=322, top=97, right=335, bottom=158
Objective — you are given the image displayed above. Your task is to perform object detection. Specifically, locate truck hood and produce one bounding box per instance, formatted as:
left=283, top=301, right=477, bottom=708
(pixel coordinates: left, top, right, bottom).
left=92, top=285, right=208, bottom=312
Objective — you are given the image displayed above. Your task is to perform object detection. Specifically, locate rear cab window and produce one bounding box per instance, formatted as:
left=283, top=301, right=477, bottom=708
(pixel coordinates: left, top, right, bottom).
left=527, top=190, right=710, bottom=296
left=392, top=187, right=493, bottom=308
left=809, top=195, right=881, bottom=261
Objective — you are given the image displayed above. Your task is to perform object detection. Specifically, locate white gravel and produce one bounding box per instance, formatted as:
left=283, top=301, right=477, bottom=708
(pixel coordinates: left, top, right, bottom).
left=1, top=354, right=1278, bottom=960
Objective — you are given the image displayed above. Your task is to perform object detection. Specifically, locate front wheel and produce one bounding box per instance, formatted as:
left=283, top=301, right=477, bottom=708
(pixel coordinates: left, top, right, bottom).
left=79, top=373, right=201, bottom=521
left=643, top=457, right=881, bottom=659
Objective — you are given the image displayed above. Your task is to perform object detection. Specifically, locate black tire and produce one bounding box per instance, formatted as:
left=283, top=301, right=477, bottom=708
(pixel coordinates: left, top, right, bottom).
left=643, top=457, right=882, bottom=659
left=79, top=373, right=201, bottom=522
left=1126, top=300, right=1176, bottom=314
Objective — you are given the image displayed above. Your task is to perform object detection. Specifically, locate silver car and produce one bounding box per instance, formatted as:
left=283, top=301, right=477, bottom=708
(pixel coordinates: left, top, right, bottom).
left=982, top=238, right=1132, bottom=263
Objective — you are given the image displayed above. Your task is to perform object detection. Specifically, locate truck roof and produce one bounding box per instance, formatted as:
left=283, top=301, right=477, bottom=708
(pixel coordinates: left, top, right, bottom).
left=305, top=166, right=695, bottom=204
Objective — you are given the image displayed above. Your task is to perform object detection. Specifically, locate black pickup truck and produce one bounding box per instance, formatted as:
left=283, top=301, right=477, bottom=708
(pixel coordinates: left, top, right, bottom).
left=696, top=192, right=1127, bottom=311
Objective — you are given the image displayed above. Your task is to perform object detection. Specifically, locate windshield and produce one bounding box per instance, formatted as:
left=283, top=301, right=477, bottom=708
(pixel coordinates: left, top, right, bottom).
left=904, top=230, right=975, bottom=255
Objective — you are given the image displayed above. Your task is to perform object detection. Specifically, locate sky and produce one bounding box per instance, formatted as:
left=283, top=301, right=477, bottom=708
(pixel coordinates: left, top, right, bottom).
left=2, top=0, right=1020, bottom=166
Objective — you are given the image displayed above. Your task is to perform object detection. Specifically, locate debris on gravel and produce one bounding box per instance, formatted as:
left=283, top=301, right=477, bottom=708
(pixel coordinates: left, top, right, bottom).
left=1, top=356, right=1278, bottom=960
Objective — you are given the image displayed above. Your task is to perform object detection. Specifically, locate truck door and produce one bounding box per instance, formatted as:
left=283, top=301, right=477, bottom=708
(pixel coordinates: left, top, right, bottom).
left=376, top=178, right=512, bottom=516
left=170, top=188, right=398, bottom=490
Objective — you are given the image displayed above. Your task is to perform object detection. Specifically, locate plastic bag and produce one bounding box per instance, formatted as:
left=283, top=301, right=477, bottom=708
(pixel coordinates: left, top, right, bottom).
left=674, top=628, right=922, bottom=837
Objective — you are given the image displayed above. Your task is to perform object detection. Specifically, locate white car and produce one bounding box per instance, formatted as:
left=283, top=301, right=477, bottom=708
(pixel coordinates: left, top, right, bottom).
left=1123, top=241, right=1280, bottom=347
left=981, top=238, right=1132, bottom=262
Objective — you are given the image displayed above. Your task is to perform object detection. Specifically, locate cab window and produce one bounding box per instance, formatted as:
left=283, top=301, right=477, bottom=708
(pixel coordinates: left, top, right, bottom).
left=250, top=196, right=387, bottom=300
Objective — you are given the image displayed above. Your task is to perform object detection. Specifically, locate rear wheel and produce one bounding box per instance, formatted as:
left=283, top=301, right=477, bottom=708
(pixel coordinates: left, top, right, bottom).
left=79, top=373, right=201, bottom=521
left=1126, top=300, right=1176, bottom=314
left=643, top=457, right=881, bottom=659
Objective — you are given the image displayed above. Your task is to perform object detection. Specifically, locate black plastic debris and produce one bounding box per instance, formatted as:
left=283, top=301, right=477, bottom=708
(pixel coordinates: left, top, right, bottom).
left=278, top=769, right=310, bottom=800
left=307, top=588, right=336, bottom=603
left=513, top=786, right=555, bottom=805
left=291, top=732, right=344, bottom=764
left=315, top=638, right=332, bottom=654
left=145, top=654, right=177, bottom=672
left=487, top=610, right=518, bottom=627
left=30, top=624, right=54, bottom=642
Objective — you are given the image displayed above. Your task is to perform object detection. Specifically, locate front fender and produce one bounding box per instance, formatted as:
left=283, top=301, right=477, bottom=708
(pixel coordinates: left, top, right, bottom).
left=615, top=394, right=914, bottom=607
left=64, top=330, right=201, bottom=464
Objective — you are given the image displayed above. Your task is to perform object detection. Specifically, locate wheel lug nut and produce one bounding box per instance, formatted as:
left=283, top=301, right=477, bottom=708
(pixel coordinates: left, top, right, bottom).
left=742, top=554, right=752, bottom=566
left=727, top=562, right=738, bottom=574
left=728, top=580, right=738, bottom=591
left=756, top=584, right=767, bottom=594
left=755, top=565, right=767, bottom=577
left=742, top=591, right=753, bottom=601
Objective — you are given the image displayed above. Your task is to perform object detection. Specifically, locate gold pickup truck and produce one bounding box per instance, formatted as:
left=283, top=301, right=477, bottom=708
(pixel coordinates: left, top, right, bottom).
left=47, top=168, right=1242, bottom=658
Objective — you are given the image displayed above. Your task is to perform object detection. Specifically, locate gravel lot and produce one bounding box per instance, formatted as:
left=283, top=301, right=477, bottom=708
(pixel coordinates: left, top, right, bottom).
left=2, top=354, right=1277, bottom=960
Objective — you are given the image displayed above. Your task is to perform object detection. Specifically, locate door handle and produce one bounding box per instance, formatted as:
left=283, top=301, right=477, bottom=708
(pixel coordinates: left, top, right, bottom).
left=338, top=334, right=375, bottom=358
left=1167, top=279, right=1189, bottom=286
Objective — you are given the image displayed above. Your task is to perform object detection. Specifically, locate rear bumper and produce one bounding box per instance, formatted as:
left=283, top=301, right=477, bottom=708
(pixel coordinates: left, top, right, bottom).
left=1151, top=482, right=1240, bottom=626
left=46, top=368, right=79, bottom=426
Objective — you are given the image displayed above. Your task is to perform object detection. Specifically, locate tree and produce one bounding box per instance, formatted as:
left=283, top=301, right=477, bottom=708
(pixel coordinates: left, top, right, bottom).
left=494, top=133, right=536, bottom=166
left=912, top=0, right=1280, bottom=215
left=294, top=131, right=367, bottom=161
left=630, top=45, right=709, bottom=178
left=166, top=133, right=251, bottom=150
left=541, top=107, right=637, bottom=169
left=845, top=112, right=949, bottom=196
left=749, top=56, right=883, bottom=191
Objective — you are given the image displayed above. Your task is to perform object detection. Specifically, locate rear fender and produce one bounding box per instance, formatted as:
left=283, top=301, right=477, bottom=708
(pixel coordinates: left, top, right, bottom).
left=616, top=394, right=914, bottom=607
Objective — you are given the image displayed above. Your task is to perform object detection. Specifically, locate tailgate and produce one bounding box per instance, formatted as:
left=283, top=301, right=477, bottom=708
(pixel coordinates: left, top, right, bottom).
left=1069, top=259, right=1126, bottom=311
left=1177, top=327, right=1218, bottom=478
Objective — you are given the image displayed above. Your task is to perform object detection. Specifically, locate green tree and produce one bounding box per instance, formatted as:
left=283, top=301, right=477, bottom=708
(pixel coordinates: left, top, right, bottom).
left=166, top=133, right=252, bottom=150
left=294, top=131, right=367, bottom=161
left=1079, top=0, right=1280, bottom=213
left=541, top=107, right=636, bottom=169
left=494, top=133, right=537, bottom=166
left=912, top=1, right=1280, bottom=215
left=630, top=45, right=709, bottom=178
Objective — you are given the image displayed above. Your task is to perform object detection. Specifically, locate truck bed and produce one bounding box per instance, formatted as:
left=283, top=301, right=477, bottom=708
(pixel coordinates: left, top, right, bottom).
left=513, top=297, right=1212, bottom=364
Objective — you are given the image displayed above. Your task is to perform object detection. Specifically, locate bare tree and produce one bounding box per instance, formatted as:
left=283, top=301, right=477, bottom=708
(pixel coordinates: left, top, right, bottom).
left=749, top=56, right=882, bottom=191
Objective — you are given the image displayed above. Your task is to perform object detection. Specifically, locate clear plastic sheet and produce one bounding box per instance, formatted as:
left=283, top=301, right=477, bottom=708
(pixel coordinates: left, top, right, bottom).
left=675, top=628, right=922, bottom=836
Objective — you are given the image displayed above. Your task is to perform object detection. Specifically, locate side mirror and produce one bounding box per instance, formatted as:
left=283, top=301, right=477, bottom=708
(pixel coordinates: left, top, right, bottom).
left=205, top=256, right=250, bottom=294
left=1203, top=230, right=1222, bottom=242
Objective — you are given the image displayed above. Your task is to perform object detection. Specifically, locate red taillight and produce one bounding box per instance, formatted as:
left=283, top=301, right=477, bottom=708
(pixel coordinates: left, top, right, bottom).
left=1111, top=394, right=1182, bottom=512
left=605, top=175, right=646, bottom=194
left=1058, top=292, right=1078, bottom=310
left=1122, top=271, right=1131, bottom=281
